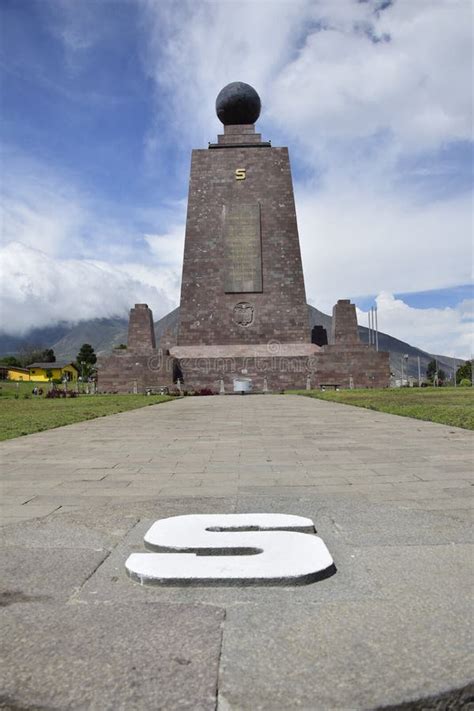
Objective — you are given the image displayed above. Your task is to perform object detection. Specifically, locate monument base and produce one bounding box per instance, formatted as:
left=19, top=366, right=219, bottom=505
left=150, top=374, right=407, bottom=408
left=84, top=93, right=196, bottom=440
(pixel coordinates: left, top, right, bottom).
left=97, top=301, right=390, bottom=393
left=311, top=344, right=390, bottom=389
left=170, top=341, right=390, bottom=392
left=97, top=350, right=175, bottom=394
left=171, top=344, right=316, bottom=392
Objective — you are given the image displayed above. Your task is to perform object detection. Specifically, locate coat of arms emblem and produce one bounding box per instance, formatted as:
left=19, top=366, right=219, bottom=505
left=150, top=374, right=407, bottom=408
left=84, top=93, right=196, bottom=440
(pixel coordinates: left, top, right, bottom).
left=233, top=302, right=254, bottom=327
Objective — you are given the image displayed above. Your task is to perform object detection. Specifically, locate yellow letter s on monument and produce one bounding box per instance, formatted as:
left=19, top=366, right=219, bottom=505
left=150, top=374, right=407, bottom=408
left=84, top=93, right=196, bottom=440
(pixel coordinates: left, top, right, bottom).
left=235, top=168, right=246, bottom=180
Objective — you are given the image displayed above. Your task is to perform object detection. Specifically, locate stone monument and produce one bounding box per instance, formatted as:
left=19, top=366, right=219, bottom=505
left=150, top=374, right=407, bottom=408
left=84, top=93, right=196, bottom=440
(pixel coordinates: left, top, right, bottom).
left=99, top=83, right=390, bottom=393
left=171, top=81, right=317, bottom=390
left=177, top=82, right=309, bottom=347
left=170, top=82, right=390, bottom=391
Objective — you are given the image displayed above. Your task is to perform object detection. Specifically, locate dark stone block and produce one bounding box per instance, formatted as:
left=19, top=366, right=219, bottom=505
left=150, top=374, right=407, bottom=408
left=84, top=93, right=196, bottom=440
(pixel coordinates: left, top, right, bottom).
left=128, top=303, right=156, bottom=352
left=332, top=299, right=359, bottom=344
left=312, top=325, right=328, bottom=347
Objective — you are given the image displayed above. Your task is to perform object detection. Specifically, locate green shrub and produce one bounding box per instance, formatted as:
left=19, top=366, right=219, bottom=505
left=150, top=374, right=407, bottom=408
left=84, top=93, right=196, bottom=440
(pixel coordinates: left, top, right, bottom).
left=459, top=378, right=472, bottom=387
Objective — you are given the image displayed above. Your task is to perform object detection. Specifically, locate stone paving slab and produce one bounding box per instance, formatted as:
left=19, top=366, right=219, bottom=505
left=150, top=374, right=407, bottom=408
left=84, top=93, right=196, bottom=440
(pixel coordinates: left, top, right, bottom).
left=1, top=602, right=224, bottom=711
left=0, top=395, right=473, bottom=709
left=218, top=596, right=472, bottom=710
left=2, top=547, right=109, bottom=602
left=1, top=509, right=139, bottom=549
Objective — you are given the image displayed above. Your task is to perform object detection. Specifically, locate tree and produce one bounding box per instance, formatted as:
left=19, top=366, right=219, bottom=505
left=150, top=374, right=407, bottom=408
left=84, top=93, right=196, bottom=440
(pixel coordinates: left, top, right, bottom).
left=76, top=344, right=97, bottom=380
left=18, top=344, right=44, bottom=367
left=426, top=359, right=446, bottom=385
left=456, top=360, right=472, bottom=385
left=17, top=344, right=56, bottom=367
left=426, top=360, right=436, bottom=382
left=0, top=355, right=22, bottom=367
left=76, top=343, right=97, bottom=366
left=41, top=348, right=56, bottom=363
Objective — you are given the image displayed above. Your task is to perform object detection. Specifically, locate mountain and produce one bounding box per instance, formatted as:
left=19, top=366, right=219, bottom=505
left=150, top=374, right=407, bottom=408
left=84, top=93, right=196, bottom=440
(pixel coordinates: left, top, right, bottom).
left=0, top=305, right=465, bottom=382
left=0, top=323, right=72, bottom=356
left=50, top=318, right=129, bottom=359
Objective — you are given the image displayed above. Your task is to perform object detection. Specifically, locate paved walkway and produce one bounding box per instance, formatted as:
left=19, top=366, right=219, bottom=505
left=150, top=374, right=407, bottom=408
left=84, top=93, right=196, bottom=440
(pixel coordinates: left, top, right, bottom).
left=1, top=395, right=473, bottom=709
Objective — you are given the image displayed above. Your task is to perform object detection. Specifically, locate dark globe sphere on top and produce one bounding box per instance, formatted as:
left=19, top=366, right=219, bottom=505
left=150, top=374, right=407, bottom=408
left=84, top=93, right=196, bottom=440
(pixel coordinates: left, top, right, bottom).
left=216, top=82, right=261, bottom=125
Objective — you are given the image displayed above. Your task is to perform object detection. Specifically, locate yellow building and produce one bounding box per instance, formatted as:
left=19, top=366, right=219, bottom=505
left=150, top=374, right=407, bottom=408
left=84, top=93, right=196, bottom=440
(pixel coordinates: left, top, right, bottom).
left=1, top=366, right=31, bottom=381
left=26, top=362, right=79, bottom=383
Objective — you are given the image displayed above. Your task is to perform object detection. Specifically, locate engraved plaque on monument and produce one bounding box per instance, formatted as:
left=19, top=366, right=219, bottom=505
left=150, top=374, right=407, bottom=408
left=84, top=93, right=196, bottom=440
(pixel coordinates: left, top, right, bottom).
left=223, top=203, right=262, bottom=293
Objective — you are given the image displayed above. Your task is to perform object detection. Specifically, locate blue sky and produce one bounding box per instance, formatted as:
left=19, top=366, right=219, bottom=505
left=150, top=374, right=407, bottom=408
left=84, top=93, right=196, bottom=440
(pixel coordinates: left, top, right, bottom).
left=0, top=0, right=472, bottom=357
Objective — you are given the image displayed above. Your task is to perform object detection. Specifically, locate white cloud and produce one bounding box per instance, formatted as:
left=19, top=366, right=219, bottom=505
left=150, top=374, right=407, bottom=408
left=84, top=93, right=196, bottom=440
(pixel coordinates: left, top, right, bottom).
left=269, top=0, right=472, bottom=150
left=0, top=242, right=176, bottom=335
left=296, top=183, right=472, bottom=311
left=144, top=223, right=185, bottom=267
left=140, top=0, right=472, bottom=151
left=357, top=292, right=473, bottom=359
left=0, top=151, right=184, bottom=334
left=46, top=0, right=105, bottom=54
left=139, top=0, right=308, bottom=147
left=0, top=152, right=87, bottom=257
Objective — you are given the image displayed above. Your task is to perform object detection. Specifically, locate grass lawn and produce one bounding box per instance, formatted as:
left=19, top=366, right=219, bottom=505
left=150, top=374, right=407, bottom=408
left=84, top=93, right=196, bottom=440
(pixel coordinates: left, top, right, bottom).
left=0, top=381, right=175, bottom=441
left=292, top=387, right=474, bottom=430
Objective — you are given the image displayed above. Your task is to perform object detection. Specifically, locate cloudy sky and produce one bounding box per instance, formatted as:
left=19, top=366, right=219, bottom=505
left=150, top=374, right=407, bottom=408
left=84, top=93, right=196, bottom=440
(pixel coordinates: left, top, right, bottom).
left=1, top=0, right=472, bottom=357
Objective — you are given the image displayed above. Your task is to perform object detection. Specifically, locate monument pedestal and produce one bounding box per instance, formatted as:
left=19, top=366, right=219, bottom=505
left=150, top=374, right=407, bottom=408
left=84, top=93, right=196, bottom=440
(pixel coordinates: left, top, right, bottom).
left=172, top=333, right=389, bottom=393
left=98, top=304, right=175, bottom=393
left=308, top=300, right=390, bottom=389
left=171, top=343, right=319, bottom=392
left=309, top=343, right=390, bottom=389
